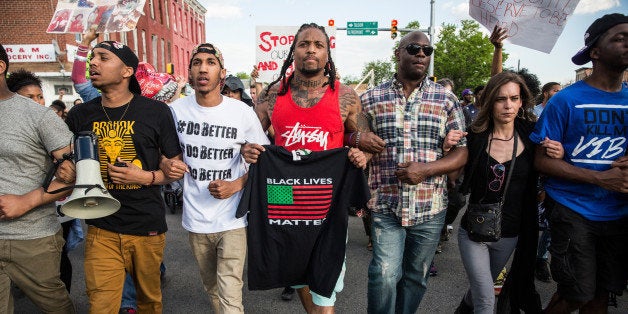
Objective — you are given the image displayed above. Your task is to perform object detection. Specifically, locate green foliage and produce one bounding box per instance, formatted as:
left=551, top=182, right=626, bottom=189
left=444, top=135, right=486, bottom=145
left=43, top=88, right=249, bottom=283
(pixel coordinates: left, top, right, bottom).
left=235, top=72, right=249, bottom=79
left=362, top=60, right=394, bottom=86
left=341, top=75, right=360, bottom=85
left=433, top=20, right=508, bottom=97
left=400, top=21, right=421, bottom=36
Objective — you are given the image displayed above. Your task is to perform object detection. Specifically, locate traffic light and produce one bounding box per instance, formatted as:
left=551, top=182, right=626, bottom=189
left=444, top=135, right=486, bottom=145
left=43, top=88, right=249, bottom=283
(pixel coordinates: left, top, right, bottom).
left=391, top=19, right=398, bottom=39
left=328, top=19, right=335, bottom=27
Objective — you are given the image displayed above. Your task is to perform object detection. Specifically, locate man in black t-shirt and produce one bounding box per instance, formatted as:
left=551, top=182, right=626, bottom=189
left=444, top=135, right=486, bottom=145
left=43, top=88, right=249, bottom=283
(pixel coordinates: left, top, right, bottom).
left=65, top=41, right=182, bottom=313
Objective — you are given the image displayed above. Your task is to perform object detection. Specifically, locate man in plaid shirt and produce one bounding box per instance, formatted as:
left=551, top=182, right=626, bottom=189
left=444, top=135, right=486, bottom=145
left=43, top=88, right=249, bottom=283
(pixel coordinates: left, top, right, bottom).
left=362, top=31, right=468, bottom=314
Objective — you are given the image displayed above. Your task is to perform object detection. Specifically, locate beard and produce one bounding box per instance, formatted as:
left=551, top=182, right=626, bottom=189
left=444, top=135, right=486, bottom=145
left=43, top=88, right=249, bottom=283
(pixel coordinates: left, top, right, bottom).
left=299, top=65, right=324, bottom=76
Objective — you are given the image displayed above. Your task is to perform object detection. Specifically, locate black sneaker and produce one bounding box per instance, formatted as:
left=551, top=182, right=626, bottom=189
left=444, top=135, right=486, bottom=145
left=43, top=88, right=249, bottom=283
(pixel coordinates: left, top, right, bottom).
left=454, top=299, right=473, bottom=314
left=535, top=258, right=551, bottom=283
left=281, top=287, right=295, bottom=301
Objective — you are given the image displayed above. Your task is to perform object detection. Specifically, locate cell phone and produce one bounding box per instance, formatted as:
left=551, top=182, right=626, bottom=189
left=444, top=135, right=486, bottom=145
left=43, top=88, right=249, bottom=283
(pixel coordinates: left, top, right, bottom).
left=113, top=162, right=127, bottom=167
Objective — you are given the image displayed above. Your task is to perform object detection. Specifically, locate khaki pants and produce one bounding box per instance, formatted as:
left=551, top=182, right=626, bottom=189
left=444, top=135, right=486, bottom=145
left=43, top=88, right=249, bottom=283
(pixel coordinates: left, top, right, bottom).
left=0, top=229, right=75, bottom=314
left=189, top=227, right=246, bottom=314
left=84, top=226, right=165, bottom=314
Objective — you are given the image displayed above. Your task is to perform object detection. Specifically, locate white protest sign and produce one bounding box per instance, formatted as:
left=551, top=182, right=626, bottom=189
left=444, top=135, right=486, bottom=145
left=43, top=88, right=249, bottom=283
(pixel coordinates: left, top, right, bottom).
left=255, top=26, right=336, bottom=83
left=4, top=45, right=56, bottom=63
left=469, top=0, right=580, bottom=53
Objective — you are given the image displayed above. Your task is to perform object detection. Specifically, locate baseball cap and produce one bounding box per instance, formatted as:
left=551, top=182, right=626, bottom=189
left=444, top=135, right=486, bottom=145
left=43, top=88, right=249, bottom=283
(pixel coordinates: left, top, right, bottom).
left=93, top=41, right=141, bottom=95
left=189, top=43, right=224, bottom=69
left=572, top=13, right=628, bottom=65
left=222, top=75, right=252, bottom=101
left=462, top=88, right=473, bottom=97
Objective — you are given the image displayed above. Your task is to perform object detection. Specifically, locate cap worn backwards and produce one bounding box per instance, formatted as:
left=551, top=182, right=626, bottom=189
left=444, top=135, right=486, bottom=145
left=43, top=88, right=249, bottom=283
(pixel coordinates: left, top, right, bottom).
left=189, top=43, right=224, bottom=69
left=571, top=13, right=628, bottom=65
left=93, top=41, right=142, bottom=94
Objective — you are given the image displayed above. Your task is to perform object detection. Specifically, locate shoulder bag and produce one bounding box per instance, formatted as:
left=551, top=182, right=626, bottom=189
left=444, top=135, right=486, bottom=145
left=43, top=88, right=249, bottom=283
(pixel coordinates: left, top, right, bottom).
left=466, top=131, right=518, bottom=242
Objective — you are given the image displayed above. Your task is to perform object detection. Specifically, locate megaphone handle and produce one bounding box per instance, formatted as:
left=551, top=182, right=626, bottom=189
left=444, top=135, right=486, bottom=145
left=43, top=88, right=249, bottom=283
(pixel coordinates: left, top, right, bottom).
left=42, top=153, right=76, bottom=194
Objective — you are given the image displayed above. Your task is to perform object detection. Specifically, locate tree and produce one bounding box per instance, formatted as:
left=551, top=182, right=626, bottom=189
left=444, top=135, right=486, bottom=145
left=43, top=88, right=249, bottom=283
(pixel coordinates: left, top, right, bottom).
left=341, top=75, right=360, bottom=86
left=361, top=60, right=394, bottom=86
left=235, top=72, right=249, bottom=79
left=434, top=20, right=508, bottom=97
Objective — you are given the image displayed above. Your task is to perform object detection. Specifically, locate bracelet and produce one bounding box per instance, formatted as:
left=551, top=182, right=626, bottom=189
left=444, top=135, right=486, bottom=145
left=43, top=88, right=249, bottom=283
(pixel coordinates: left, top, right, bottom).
left=149, top=170, right=156, bottom=186
left=355, top=131, right=361, bottom=148
left=348, top=132, right=356, bottom=147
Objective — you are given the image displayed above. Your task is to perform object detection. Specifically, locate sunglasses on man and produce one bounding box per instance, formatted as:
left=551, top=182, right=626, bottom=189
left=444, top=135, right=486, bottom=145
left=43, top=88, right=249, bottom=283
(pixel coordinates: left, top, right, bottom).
left=404, top=44, right=434, bottom=56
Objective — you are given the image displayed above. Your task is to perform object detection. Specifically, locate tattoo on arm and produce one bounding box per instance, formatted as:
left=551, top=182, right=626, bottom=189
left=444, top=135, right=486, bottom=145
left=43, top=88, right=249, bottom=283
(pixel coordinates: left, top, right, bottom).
left=256, top=88, right=278, bottom=130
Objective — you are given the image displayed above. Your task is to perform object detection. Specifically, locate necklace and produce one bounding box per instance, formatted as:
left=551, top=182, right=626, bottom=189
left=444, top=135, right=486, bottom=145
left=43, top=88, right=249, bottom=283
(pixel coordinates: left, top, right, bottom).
left=490, top=132, right=514, bottom=142
left=101, top=101, right=131, bottom=122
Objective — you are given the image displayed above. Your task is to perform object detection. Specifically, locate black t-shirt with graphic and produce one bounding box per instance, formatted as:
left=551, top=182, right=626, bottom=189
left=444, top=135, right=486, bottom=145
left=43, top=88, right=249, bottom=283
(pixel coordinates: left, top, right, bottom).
left=66, top=95, right=181, bottom=235
left=236, top=145, right=369, bottom=298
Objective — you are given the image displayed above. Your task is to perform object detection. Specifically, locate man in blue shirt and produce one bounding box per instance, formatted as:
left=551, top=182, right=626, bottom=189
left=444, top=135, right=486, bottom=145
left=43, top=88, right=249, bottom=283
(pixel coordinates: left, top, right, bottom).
left=530, top=13, right=628, bottom=313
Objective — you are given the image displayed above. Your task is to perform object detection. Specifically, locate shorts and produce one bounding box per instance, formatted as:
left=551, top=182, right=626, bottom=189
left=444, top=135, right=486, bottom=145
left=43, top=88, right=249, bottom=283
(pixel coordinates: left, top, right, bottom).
left=292, top=261, right=346, bottom=307
left=548, top=199, right=628, bottom=302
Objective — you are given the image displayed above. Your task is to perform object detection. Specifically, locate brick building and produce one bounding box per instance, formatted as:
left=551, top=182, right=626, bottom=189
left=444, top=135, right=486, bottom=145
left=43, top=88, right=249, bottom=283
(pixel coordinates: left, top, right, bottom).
left=0, top=0, right=205, bottom=108
left=575, top=67, right=628, bottom=82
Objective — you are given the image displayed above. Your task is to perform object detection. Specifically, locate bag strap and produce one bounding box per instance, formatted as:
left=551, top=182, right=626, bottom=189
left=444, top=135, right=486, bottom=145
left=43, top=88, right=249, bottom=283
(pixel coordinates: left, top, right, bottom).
left=500, top=130, right=519, bottom=204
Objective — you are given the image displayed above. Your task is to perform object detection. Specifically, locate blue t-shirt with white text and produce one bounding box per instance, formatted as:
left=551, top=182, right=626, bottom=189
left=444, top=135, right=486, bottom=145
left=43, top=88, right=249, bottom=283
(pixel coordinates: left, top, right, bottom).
left=529, top=80, right=627, bottom=221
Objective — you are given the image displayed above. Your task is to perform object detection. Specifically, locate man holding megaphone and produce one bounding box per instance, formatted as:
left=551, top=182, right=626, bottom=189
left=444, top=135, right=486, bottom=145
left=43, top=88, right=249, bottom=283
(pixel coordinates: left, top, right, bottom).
left=65, top=41, right=183, bottom=314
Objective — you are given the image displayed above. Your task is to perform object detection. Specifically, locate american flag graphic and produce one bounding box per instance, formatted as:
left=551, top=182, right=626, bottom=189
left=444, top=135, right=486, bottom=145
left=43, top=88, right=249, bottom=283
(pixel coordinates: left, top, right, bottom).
left=266, top=184, right=333, bottom=219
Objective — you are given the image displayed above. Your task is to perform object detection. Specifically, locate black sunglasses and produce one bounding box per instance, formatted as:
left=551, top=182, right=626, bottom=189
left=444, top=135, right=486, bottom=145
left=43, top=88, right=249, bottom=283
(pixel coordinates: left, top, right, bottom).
left=404, top=44, right=434, bottom=56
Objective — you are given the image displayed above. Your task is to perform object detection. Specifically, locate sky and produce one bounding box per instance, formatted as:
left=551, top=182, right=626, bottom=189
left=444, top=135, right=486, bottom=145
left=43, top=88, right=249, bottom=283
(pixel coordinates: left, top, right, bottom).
left=197, top=0, right=627, bottom=87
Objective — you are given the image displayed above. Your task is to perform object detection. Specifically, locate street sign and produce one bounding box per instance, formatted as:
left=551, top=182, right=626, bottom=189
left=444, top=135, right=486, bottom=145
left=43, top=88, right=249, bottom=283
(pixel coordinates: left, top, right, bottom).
left=346, top=21, right=378, bottom=36
left=347, top=29, right=378, bottom=36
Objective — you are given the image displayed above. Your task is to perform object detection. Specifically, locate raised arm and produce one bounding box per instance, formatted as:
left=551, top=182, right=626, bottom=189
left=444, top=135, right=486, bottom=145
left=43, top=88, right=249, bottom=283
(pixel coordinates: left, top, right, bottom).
left=490, top=25, right=508, bottom=77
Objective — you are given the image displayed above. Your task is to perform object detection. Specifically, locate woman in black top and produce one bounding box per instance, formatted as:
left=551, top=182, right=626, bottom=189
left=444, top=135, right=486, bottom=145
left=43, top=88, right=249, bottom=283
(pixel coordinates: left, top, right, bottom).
left=455, top=72, right=543, bottom=314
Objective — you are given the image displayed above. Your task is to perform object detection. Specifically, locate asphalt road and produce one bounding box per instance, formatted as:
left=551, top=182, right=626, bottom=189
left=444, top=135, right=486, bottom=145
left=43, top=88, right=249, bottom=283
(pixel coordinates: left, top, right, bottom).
left=15, top=212, right=626, bottom=313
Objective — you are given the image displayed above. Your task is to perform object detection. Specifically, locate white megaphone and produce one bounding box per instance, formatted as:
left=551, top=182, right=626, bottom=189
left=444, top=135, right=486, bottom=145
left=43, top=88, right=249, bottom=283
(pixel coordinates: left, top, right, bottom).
left=61, top=131, right=121, bottom=219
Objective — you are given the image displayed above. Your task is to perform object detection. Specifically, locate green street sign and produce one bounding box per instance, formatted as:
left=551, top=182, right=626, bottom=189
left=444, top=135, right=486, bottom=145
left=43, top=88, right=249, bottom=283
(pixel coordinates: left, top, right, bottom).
left=347, top=29, right=378, bottom=36
left=347, top=21, right=378, bottom=29
left=347, top=21, right=378, bottom=36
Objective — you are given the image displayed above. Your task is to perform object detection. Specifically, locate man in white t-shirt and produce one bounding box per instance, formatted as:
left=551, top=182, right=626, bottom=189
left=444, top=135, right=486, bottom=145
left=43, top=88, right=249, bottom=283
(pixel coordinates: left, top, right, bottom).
left=165, top=43, right=268, bottom=313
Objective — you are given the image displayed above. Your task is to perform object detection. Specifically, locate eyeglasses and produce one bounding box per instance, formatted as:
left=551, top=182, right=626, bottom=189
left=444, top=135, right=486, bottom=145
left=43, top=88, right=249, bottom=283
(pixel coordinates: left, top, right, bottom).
left=488, top=163, right=505, bottom=192
left=404, top=44, right=434, bottom=56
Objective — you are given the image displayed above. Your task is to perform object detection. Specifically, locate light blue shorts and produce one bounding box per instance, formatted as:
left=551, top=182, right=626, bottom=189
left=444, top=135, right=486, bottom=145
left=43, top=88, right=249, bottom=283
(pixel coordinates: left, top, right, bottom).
left=292, top=260, right=346, bottom=307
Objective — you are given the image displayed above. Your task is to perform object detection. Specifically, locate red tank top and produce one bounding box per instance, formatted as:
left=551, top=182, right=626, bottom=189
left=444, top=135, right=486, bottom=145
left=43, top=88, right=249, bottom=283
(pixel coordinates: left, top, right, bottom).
left=272, top=81, right=344, bottom=151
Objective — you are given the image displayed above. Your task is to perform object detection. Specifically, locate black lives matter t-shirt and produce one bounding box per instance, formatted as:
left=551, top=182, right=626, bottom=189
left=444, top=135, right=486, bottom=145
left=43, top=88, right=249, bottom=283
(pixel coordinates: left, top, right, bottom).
left=236, top=145, right=369, bottom=297
left=66, top=95, right=181, bottom=235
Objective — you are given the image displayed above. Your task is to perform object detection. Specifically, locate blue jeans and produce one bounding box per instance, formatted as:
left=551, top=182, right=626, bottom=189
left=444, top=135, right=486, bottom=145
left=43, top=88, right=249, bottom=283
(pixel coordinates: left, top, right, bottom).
left=121, top=263, right=166, bottom=309
left=367, top=210, right=445, bottom=314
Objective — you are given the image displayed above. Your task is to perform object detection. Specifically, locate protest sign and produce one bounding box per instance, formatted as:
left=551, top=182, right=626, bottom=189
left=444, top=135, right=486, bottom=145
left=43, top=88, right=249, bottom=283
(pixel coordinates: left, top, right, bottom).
left=47, top=0, right=146, bottom=34
left=255, top=26, right=336, bottom=83
left=469, top=0, right=580, bottom=53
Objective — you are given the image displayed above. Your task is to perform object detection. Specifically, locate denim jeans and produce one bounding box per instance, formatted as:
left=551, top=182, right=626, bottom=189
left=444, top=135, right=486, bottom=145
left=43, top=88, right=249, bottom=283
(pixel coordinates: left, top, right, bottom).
left=121, top=263, right=166, bottom=309
left=367, top=210, right=445, bottom=314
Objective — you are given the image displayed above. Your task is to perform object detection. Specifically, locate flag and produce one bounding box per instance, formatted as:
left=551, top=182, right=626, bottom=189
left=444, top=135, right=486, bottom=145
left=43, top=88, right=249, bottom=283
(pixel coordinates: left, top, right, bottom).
left=266, top=184, right=332, bottom=219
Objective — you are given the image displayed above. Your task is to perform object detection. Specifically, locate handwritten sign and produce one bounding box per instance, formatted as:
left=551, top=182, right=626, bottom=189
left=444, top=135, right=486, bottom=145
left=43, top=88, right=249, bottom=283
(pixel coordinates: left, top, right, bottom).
left=255, top=26, right=336, bottom=83
left=4, top=45, right=56, bottom=63
left=469, top=0, right=580, bottom=53
left=47, top=0, right=146, bottom=34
